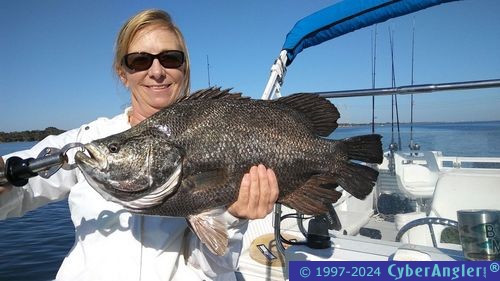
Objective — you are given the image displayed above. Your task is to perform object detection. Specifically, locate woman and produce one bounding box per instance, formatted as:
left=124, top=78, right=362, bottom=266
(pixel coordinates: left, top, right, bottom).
left=0, top=9, right=279, bottom=280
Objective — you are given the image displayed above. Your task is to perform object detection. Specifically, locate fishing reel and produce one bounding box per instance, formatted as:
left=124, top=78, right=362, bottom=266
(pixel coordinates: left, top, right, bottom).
left=408, top=140, right=420, bottom=151
left=0, top=143, right=85, bottom=187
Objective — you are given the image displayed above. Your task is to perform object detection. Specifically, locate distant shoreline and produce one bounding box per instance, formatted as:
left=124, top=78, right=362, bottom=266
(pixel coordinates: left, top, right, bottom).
left=0, top=127, right=66, bottom=143
left=1, top=120, right=498, bottom=143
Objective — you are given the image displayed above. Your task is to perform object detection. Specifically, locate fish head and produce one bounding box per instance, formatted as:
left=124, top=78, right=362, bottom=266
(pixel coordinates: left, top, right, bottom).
left=75, top=128, right=183, bottom=210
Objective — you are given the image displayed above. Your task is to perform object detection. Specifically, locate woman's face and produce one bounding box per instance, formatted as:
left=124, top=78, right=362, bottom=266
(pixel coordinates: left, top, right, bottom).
left=120, top=24, right=185, bottom=119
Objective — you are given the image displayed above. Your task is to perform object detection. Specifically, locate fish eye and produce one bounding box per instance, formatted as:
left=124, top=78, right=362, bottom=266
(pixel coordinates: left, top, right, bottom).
left=108, top=143, right=120, bottom=153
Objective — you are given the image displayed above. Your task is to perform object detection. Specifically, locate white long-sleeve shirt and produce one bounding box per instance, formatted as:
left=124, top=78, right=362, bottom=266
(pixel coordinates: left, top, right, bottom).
left=0, top=109, right=248, bottom=281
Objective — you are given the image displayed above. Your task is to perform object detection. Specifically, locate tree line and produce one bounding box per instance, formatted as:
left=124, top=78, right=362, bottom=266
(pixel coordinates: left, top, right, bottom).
left=0, top=127, right=65, bottom=142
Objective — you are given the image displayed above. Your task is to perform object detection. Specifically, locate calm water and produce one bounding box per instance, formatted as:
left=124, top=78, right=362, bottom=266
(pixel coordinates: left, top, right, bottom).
left=333, top=121, right=500, bottom=157
left=0, top=121, right=499, bottom=280
left=0, top=142, right=74, bottom=281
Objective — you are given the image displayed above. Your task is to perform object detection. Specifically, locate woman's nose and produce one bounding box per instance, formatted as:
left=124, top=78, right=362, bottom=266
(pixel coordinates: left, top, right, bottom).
left=148, top=58, right=165, bottom=79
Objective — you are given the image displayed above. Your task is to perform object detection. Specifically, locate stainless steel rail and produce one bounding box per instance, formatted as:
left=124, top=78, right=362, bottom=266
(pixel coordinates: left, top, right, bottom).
left=293, top=78, right=500, bottom=98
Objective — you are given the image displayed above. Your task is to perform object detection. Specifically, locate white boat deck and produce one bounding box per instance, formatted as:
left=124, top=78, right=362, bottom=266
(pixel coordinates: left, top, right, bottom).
left=236, top=151, right=500, bottom=280
left=237, top=216, right=464, bottom=280
left=358, top=215, right=399, bottom=241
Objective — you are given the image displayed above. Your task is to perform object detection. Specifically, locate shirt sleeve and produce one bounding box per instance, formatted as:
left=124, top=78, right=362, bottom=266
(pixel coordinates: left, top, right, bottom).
left=184, top=210, right=249, bottom=280
left=0, top=128, right=82, bottom=220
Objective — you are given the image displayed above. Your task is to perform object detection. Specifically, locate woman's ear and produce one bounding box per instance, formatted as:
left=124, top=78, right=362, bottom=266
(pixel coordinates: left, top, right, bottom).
left=117, top=68, right=129, bottom=87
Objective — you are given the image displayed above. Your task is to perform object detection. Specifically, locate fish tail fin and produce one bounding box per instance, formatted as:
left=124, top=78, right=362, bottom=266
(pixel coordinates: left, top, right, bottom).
left=343, top=134, right=383, bottom=164
left=333, top=134, right=383, bottom=199
left=336, top=162, right=379, bottom=199
left=281, top=134, right=382, bottom=218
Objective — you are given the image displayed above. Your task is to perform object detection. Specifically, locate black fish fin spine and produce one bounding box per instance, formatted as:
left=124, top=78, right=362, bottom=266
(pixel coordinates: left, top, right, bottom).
left=178, top=87, right=247, bottom=102
left=281, top=174, right=342, bottom=215
left=274, top=94, right=340, bottom=137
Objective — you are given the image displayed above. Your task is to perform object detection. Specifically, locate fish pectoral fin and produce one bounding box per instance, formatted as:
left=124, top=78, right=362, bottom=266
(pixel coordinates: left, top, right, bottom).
left=187, top=209, right=229, bottom=256
left=185, top=169, right=229, bottom=191
left=281, top=174, right=342, bottom=215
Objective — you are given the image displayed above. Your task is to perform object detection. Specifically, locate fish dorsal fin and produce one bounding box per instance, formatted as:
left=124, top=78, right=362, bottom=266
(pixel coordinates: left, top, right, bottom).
left=275, top=94, right=340, bottom=137
left=178, top=87, right=247, bottom=102
left=187, top=208, right=228, bottom=256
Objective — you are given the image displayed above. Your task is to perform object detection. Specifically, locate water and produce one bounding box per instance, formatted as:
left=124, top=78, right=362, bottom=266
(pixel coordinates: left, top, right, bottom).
left=0, top=142, right=74, bottom=281
left=332, top=121, right=500, bottom=157
left=0, top=121, right=499, bottom=280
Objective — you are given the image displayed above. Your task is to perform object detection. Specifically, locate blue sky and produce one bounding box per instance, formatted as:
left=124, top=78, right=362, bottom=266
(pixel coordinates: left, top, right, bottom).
left=1, top=0, right=499, bottom=132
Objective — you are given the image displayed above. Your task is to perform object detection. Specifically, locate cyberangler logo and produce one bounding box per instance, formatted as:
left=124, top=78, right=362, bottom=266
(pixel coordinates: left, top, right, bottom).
left=388, top=263, right=487, bottom=280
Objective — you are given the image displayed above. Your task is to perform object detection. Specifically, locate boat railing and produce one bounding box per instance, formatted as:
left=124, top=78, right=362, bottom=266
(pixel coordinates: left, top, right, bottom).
left=437, top=155, right=500, bottom=169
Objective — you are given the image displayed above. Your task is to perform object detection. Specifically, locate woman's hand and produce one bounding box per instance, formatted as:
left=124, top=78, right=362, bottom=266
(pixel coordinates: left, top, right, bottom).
left=228, top=164, right=279, bottom=219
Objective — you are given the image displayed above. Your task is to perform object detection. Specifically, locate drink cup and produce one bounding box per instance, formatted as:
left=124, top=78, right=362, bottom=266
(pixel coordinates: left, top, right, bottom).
left=457, top=209, right=500, bottom=261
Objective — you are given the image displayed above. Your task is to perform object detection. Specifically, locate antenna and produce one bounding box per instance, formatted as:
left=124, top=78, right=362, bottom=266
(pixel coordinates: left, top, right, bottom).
left=206, top=55, right=211, bottom=87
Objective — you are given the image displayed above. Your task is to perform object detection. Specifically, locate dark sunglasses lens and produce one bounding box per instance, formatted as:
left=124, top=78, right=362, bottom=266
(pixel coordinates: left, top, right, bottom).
left=123, top=51, right=184, bottom=71
left=125, top=54, right=153, bottom=71
left=158, top=51, right=184, bottom=68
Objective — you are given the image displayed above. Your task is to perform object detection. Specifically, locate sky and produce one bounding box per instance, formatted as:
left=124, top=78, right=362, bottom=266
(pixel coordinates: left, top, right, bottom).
left=1, top=0, right=499, bottom=132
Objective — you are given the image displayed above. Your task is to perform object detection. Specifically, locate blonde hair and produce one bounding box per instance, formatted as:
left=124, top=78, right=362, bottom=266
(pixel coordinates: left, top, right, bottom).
left=114, top=9, right=190, bottom=97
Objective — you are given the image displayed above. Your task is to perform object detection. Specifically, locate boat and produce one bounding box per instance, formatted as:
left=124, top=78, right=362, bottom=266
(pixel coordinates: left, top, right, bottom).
left=236, top=0, right=500, bottom=279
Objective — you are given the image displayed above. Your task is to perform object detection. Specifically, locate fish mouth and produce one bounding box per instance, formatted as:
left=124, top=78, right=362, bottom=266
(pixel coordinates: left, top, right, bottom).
left=75, top=143, right=108, bottom=170
left=75, top=143, right=118, bottom=201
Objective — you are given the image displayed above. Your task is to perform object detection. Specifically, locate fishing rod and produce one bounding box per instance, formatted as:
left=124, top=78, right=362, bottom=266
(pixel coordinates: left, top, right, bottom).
left=389, top=26, right=402, bottom=153
left=370, top=25, right=377, bottom=135
left=409, top=18, right=419, bottom=152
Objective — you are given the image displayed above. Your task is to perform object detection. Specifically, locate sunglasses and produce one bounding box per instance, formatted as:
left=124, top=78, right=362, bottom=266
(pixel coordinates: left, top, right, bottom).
left=122, top=50, right=185, bottom=71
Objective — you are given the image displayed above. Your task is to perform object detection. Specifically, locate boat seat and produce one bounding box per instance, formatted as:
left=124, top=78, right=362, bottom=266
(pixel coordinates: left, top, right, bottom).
left=430, top=169, right=500, bottom=220
left=396, top=169, right=500, bottom=248
left=333, top=189, right=375, bottom=235
left=394, top=151, right=440, bottom=200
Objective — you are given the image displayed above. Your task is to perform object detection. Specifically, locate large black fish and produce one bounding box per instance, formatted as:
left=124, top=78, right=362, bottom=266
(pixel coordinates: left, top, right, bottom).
left=75, top=88, right=383, bottom=255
